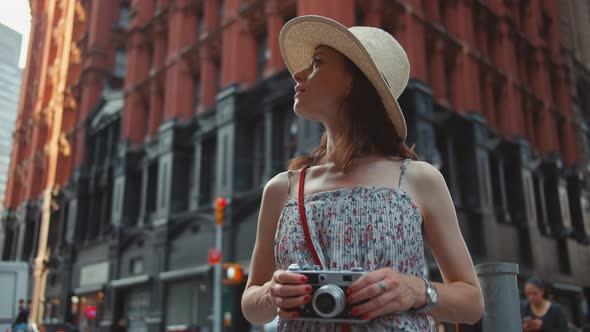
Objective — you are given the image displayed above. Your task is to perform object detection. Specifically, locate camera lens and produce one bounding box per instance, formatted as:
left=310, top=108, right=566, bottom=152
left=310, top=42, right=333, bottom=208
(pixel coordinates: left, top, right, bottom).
left=315, top=293, right=336, bottom=314
left=312, top=285, right=346, bottom=318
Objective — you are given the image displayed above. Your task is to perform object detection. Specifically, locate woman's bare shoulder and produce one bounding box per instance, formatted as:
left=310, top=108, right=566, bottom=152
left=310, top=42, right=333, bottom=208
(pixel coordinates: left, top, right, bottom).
left=257, top=170, right=301, bottom=230
left=263, top=169, right=301, bottom=203
left=404, top=160, right=445, bottom=185
left=402, top=160, right=449, bottom=208
left=264, top=172, right=288, bottom=196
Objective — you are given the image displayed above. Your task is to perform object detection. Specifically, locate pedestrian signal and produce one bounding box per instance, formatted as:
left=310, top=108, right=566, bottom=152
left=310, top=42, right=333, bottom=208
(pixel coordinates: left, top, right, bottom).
left=223, top=263, right=243, bottom=284
left=215, top=197, right=226, bottom=225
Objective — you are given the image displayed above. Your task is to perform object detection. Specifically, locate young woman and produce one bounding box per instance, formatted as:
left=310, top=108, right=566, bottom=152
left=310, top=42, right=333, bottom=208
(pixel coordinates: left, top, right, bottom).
left=241, top=15, right=484, bottom=331
left=522, top=277, right=569, bottom=332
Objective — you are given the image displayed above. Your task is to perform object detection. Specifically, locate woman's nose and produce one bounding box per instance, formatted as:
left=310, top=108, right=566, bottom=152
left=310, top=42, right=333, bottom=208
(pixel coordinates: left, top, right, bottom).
left=293, top=67, right=310, bottom=83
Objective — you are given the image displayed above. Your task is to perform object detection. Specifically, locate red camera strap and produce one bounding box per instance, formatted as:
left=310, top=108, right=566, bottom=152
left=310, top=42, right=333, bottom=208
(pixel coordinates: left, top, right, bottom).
left=298, top=167, right=323, bottom=267
left=298, top=167, right=351, bottom=332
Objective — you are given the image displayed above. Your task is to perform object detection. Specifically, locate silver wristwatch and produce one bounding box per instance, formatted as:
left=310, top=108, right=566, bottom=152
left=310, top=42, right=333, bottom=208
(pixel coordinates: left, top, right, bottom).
left=412, top=277, right=438, bottom=314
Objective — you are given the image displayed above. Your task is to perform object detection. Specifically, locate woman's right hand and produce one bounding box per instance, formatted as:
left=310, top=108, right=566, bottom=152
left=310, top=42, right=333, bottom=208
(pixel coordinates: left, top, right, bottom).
left=267, top=269, right=313, bottom=319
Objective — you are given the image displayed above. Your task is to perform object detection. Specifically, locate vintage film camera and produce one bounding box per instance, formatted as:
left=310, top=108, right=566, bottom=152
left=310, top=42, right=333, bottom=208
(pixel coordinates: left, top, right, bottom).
left=286, top=263, right=369, bottom=323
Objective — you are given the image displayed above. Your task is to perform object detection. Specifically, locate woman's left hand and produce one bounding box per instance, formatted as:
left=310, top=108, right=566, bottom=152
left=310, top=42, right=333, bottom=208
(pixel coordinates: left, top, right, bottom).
left=346, top=268, right=425, bottom=320
left=526, top=318, right=543, bottom=331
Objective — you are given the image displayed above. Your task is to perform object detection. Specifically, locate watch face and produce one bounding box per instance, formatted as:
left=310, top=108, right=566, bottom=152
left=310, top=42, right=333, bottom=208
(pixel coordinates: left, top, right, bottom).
left=427, top=287, right=438, bottom=304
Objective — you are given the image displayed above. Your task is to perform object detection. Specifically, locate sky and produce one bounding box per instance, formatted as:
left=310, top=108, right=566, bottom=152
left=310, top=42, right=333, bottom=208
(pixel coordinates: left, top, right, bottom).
left=0, top=0, right=31, bottom=68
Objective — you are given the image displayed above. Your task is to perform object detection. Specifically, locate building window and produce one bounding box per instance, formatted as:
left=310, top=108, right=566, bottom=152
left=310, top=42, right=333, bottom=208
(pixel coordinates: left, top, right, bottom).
left=533, top=173, right=551, bottom=235
left=222, top=134, right=228, bottom=187
left=22, top=219, right=37, bottom=260
left=86, top=119, right=119, bottom=238
left=282, top=110, right=298, bottom=168
left=532, top=108, right=541, bottom=153
left=199, top=136, right=216, bottom=206
left=166, top=280, right=209, bottom=332
left=250, top=117, right=265, bottom=189
left=124, top=288, right=150, bottom=332
left=489, top=153, right=510, bottom=223
left=557, top=239, right=572, bottom=274
left=114, top=48, right=127, bottom=80
left=160, top=162, right=168, bottom=210
left=145, top=162, right=159, bottom=221
left=522, top=96, right=535, bottom=147
left=578, top=81, right=590, bottom=163
left=87, top=190, right=101, bottom=240
left=355, top=6, right=365, bottom=26
left=197, top=9, right=204, bottom=38
left=130, top=257, right=144, bottom=275
left=256, top=35, right=269, bottom=81
left=48, top=207, right=61, bottom=250
left=218, top=0, right=224, bottom=24
left=557, top=117, right=567, bottom=162
left=215, top=60, right=222, bottom=93
left=117, top=4, right=131, bottom=29
left=438, top=1, right=448, bottom=27
left=517, top=0, right=528, bottom=30
left=2, top=225, right=14, bottom=260
left=193, top=74, right=201, bottom=112
left=539, top=11, right=552, bottom=44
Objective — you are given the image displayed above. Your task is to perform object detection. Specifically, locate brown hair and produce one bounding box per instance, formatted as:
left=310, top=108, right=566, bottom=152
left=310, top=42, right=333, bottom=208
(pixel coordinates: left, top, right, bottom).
left=289, top=52, right=419, bottom=172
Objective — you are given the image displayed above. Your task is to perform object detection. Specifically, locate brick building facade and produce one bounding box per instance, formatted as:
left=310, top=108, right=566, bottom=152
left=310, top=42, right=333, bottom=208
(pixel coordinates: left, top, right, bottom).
left=2, top=0, right=590, bottom=330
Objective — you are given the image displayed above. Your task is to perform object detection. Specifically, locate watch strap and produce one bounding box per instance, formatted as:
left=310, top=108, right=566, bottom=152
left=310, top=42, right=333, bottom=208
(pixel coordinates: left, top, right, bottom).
left=412, top=277, right=437, bottom=314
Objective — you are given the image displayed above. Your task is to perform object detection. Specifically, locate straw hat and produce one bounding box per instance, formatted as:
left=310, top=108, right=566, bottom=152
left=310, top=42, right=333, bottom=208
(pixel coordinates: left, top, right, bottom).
left=279, top=15, right=410, bottom=141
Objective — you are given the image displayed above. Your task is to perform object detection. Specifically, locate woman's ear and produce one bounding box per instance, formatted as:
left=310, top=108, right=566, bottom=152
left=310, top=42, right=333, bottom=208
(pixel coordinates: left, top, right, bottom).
left=344, top=80, right=353, bottom=97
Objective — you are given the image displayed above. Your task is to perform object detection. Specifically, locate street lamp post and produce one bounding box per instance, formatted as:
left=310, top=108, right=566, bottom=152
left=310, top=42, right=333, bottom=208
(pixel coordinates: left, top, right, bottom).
left=212, top=197, right=227, bottom=332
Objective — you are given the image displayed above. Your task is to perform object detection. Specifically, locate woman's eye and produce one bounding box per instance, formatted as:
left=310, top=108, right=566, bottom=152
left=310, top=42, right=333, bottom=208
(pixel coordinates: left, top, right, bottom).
left=312, top=58, right=321, bottom=68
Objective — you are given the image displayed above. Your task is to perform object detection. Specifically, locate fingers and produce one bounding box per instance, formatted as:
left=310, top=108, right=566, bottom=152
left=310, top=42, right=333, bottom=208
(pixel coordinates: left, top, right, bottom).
left=348, top=268, right=389, bottom=294
left=350, top=286, right=415, bottom=320
left=348, top=267, right=399, bottom=295
left=269, top=270, right=312, bottom=315
left=274, top=293, right=312, bottom=309
left=345, top=269, right=417, bottom=320
left=277, top=307, right=300, bottom=320
left=347, top=278, right=399, bottom=304
left=273, top=270, right=309, bottom=285
left=270, top=283, right=312, bottom=298
left=357, top=298, right=405, bottom=320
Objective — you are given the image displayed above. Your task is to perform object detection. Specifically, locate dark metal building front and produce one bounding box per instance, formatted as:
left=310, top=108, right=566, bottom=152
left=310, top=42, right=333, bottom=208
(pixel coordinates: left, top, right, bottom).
left=3, top=0, right=590, bottom=331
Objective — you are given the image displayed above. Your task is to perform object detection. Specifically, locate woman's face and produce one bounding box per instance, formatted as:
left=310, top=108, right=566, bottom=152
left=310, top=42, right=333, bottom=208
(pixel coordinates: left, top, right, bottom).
left=524, top=283, right=545, bottom=305
left=292, top=45, right=353, bottom=123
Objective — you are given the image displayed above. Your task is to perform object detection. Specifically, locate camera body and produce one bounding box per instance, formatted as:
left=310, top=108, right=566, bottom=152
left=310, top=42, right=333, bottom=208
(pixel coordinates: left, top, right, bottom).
left=287, top=263, right=369, bottom=323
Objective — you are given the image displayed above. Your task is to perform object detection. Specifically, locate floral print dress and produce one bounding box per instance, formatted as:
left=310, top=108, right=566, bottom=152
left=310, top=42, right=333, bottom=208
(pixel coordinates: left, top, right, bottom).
left=274, top=159, right=436, bottom=332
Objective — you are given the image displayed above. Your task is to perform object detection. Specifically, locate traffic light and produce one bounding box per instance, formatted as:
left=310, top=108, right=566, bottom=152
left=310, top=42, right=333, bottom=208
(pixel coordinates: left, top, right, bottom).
left=222, top=263, right=243, bottom=285
left=215, top=197, right=226, bottom=225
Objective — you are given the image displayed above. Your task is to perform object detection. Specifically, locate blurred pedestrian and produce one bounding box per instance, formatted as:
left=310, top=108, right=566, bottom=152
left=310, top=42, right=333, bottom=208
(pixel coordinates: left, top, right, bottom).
left=522, top=277, right=568, bottom=331
left=114, top=317, right=127, bottom=332
left=12, top=300, right=31, bottom=332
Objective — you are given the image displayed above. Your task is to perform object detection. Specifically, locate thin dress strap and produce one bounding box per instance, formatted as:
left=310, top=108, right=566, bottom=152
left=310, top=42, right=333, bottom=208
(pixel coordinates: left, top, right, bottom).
left=286, top=171, right=292, bottom=199
left=398, top=159, right=411, bottom=189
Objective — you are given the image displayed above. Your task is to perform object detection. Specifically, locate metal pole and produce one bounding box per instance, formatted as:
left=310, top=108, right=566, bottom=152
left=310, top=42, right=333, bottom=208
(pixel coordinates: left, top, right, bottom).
left=213, top=223, right=222, bottom=332
left=475, top=262, right=522, bottom=332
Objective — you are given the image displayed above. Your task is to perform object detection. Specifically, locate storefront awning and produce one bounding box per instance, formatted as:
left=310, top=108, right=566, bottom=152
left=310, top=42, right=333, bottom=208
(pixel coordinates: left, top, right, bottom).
left=159, top=264, right=210, bottom=282
left=552, top=282, right=583, bottom=293
left=73, top=283, right=105, bottom=295
left=110, top=274, right=151, bottom=289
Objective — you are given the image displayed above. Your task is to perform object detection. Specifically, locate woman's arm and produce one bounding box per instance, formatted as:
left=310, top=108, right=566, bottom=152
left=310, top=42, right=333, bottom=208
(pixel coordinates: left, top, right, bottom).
left=336, top=161, right=484, bottom=323
left=408, top=161, right=485, bottom=324
left=240, top=172, right=289, bottom=324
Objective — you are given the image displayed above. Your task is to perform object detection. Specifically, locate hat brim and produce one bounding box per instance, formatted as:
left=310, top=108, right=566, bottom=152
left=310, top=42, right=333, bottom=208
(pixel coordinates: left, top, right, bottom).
left=279, top=15, right=407, bottom=141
